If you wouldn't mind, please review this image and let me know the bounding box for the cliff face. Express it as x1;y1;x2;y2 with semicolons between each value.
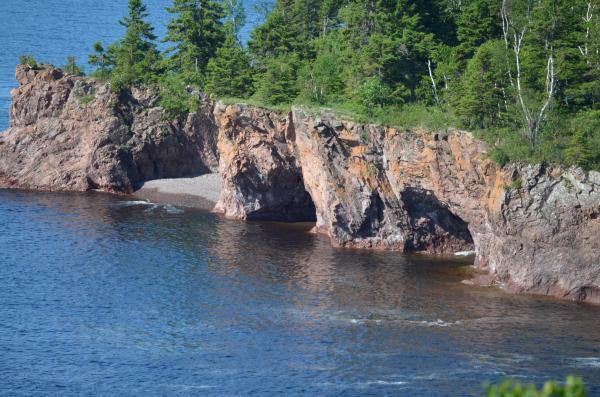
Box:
212;103;315;221
2;66;599;303
214;107;600;303
0;65;218;193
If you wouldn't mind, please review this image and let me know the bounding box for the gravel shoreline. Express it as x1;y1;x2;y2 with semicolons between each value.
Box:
132;174;221;210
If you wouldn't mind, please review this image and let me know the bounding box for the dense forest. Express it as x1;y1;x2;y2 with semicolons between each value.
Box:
22;0;600;169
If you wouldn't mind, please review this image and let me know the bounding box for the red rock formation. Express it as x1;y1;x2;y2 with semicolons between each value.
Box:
1;65;598;303
0;65;218;193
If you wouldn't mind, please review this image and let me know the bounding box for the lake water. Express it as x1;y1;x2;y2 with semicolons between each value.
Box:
0;189;599;396
1;1;600;395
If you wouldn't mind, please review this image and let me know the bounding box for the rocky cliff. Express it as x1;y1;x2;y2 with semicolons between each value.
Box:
2;65;599;304
0;65;218;193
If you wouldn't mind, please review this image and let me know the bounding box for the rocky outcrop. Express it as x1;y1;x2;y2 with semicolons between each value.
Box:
484;166;600;302
213;105;600;303
213;103;315;221
0;65;217;193
1;65;599;304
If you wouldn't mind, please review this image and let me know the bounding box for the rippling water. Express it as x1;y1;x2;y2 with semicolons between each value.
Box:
0;189;599;396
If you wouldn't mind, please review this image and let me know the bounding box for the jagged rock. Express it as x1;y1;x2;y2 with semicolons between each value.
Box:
0;65;218;193
213;103;315;221
1;66;599;304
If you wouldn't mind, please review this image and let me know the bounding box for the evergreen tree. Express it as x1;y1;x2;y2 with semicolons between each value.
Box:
62;56;84;76
223;0;247;44
456;0;501;60
299;35;345;104
164;0;226;85
88;42;113;80
453;40;511;129
110;0;160;90
255;55;301;104
205;27;254;98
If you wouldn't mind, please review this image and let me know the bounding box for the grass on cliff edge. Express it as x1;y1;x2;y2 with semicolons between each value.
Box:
218;96;600;171
218;97;459;131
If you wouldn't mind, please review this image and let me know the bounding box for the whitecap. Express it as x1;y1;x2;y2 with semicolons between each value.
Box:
408;319;461;327
366;380;408;386
117;200;153;206
571;357;600;368
164;204;184;214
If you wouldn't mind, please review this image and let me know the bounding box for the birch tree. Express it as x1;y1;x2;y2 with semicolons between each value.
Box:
502;0;555;145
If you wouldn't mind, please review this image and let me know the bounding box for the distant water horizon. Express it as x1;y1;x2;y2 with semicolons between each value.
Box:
0;0;267;131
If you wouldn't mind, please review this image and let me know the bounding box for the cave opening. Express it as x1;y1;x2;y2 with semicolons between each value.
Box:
244;174;318;223
401;187;474;254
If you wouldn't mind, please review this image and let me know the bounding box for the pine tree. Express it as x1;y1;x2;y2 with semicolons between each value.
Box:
255;55;301;104
453;40;510;129
62;56;84;76
164;0;226;85
88;42;113;80
205;27;254;98
456;0;501;60
110;0;160;90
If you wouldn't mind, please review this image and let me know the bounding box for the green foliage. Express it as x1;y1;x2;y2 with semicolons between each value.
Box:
109;0;161;91
298;37;345;104
158;74;200;118
456;0;501;60
490;148;510;167
79;95;95;106
80;0;600;170
254;55;301;105
453;40;512;130
88;42;112;81
164;0;226;85
485;376;586;397
205;28;254;98
357;77;391;115
62;56;85;76
19;55;38;69
564;110;600;170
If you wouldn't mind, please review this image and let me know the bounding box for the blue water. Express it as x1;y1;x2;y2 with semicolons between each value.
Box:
1;1;600;395
0;189;599;396
0;0;267;131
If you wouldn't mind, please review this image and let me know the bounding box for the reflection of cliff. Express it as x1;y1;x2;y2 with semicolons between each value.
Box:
1;66;599;304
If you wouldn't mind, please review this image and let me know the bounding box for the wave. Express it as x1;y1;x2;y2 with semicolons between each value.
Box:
571;357;600;368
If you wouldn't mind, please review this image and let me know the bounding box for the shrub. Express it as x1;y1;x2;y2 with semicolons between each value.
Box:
490;148;510;167
79;95;95;106
357;76;391;115
62;56;85;76
19;55;38;69
485;376;586;397
158;74;200;119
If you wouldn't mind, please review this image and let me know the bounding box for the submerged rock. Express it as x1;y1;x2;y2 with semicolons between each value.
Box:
1;65;598;304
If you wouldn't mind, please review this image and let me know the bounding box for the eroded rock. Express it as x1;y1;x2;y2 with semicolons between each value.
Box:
1;67;598;304
213;103;315;221
0;65;218;193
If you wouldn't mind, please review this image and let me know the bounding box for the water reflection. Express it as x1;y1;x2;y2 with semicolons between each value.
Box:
0;189;599;396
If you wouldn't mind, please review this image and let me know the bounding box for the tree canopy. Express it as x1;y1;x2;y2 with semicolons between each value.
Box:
86;0;600;170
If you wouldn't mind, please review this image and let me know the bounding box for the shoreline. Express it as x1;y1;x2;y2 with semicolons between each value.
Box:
132;174;221;210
